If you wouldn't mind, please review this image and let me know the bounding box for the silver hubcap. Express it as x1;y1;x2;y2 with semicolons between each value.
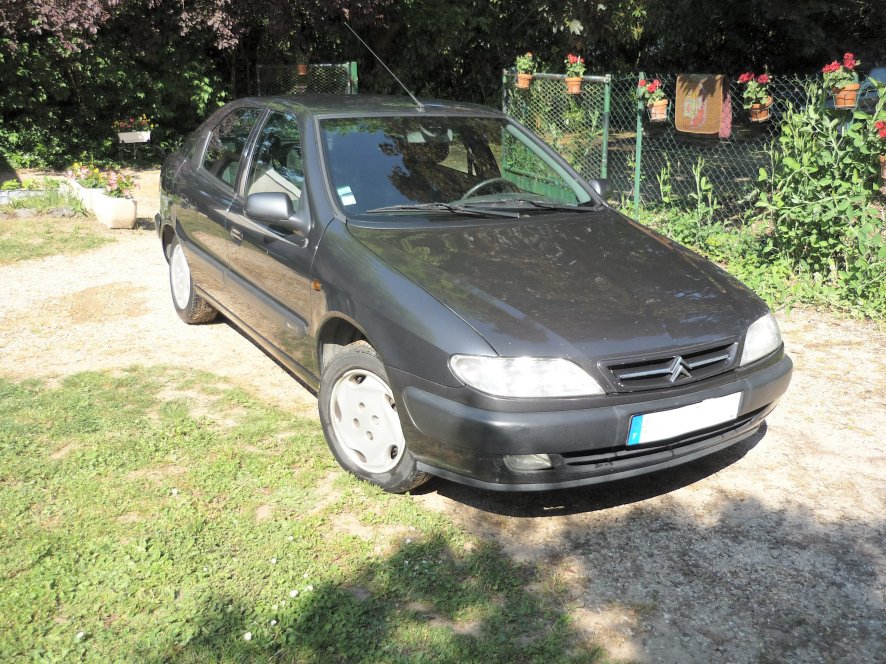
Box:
170;244;191;309
329;369;405;474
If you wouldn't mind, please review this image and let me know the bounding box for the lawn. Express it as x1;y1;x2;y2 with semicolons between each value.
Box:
0;368;605;663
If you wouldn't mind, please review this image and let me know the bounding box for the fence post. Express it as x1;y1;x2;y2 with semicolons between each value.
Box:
634;71;644;219
347;61;359;94
601;74;611;179
502;69;509;113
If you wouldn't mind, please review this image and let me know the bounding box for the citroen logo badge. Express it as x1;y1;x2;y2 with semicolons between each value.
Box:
668;356;692;382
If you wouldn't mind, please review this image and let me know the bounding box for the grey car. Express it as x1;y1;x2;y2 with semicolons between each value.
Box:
157;95;792;492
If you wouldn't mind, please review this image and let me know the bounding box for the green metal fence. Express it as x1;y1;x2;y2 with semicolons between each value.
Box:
257;63;358;96
502;70;611;181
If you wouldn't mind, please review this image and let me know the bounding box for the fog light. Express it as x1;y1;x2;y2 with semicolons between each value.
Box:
504;453;553;471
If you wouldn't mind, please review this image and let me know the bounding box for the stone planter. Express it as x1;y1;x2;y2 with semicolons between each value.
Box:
0;189;44;205
118;131;151;143
66;180;137;229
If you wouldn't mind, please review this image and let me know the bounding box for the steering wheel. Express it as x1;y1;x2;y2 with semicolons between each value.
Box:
462;177;520;199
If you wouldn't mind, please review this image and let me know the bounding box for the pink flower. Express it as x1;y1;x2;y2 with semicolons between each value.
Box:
638;78;647;87
756;73;770;84
822;61;841;74
843;52;856;69
738;72;754;84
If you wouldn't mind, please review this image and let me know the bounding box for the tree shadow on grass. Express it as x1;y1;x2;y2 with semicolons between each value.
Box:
148;534;604;664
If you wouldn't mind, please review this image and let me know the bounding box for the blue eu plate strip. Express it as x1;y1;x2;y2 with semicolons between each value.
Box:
627;415;643;446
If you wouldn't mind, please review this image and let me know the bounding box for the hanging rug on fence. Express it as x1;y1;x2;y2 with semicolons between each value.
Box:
675;74;729;136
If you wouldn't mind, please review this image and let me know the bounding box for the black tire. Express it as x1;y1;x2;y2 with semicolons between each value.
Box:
168;235;218;324
318;341;429;493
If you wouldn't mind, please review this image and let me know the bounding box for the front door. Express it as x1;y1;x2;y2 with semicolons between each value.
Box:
175;106;263;301
225;110;320;377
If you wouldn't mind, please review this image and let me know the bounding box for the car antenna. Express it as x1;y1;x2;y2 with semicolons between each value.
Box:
344;22;425;112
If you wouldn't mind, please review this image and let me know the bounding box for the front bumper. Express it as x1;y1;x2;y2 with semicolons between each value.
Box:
396;353;793;491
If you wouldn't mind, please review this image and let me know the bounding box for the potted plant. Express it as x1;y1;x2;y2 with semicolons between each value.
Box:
113;115;154;143
564;54;585;94
515;52;535;89
637;78;668;122
738;71;773;122
822;53;861;109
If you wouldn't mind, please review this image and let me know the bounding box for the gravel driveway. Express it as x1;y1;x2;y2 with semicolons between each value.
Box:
1;172;883;663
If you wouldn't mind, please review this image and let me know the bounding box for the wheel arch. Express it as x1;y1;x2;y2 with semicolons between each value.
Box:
316;314;369;371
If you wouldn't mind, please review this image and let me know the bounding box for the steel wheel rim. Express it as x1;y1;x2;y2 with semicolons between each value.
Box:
170;243;191;310
329;368;405;474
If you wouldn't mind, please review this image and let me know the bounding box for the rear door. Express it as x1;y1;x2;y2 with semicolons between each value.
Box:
175;105;263;303
225;110;320;377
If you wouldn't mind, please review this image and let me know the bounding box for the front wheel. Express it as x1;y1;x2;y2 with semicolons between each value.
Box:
318;341;429;493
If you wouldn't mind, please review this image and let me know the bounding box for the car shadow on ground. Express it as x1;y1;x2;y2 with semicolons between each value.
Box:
418;426;767;517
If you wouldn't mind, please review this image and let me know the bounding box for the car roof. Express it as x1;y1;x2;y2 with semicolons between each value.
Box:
235;94;502;118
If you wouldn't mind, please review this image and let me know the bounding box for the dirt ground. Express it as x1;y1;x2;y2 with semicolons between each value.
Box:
1;171;883;663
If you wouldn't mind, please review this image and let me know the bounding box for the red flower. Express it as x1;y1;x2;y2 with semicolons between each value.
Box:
756;73;770;84
843;52;856;69
822;61;840;74
567;53;578;64
638;78;647;87
879;128;886;139
647;79;660;93
738;72;754;84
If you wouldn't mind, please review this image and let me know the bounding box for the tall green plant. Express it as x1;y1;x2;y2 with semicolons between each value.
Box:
756;84;886;313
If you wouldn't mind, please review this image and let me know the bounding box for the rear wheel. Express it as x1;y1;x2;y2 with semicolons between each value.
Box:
319;341;429;493
168;236;218;324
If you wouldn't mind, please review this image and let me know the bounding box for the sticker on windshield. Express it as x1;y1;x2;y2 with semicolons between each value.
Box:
337;185;357;206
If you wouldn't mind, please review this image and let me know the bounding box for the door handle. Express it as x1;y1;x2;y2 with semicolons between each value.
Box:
230;227;243;244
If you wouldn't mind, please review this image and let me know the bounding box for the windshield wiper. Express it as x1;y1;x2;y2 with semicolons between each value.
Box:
467;198;602;213
362;202;520;218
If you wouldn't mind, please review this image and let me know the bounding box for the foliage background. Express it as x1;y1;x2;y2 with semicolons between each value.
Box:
1;0;885;167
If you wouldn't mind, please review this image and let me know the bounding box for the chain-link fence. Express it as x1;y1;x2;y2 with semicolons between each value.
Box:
607;74;821;212
257;63;358;96
502;71;611;181
503;71;838;214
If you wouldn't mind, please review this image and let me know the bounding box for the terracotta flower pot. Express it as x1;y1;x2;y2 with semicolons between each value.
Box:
565;77;583;95
748;96;773;123
297;63;309;76
832;83;860;109
516;73;532;89
647;98;669;122
879;155;886;183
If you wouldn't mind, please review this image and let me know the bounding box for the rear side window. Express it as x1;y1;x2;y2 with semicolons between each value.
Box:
202;107;263;188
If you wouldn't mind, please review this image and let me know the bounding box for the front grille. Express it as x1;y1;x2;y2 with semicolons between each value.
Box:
601;340;738;393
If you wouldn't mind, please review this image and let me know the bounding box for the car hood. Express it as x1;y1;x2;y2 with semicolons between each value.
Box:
347;209;766;361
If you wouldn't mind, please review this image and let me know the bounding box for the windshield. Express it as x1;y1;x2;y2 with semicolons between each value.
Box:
319;115;593;216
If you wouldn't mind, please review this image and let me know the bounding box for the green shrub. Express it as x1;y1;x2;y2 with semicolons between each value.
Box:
755;83;886;316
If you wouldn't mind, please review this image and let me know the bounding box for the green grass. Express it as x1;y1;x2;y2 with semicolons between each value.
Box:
0;368;609;663
0;188;114;265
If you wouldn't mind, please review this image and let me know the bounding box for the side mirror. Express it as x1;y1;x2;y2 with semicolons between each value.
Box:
245;192;311;236
588;178;611;200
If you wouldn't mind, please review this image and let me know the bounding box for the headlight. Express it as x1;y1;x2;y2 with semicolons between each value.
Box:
740;313;782;366
449;355;605;398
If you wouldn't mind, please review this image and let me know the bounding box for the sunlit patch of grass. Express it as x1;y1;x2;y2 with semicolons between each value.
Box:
0;368;610;663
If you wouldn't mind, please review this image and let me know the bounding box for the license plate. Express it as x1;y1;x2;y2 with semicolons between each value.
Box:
627;392;742;446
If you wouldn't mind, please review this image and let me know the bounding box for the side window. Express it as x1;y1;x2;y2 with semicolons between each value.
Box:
245;111;304;207
202;107;262;188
